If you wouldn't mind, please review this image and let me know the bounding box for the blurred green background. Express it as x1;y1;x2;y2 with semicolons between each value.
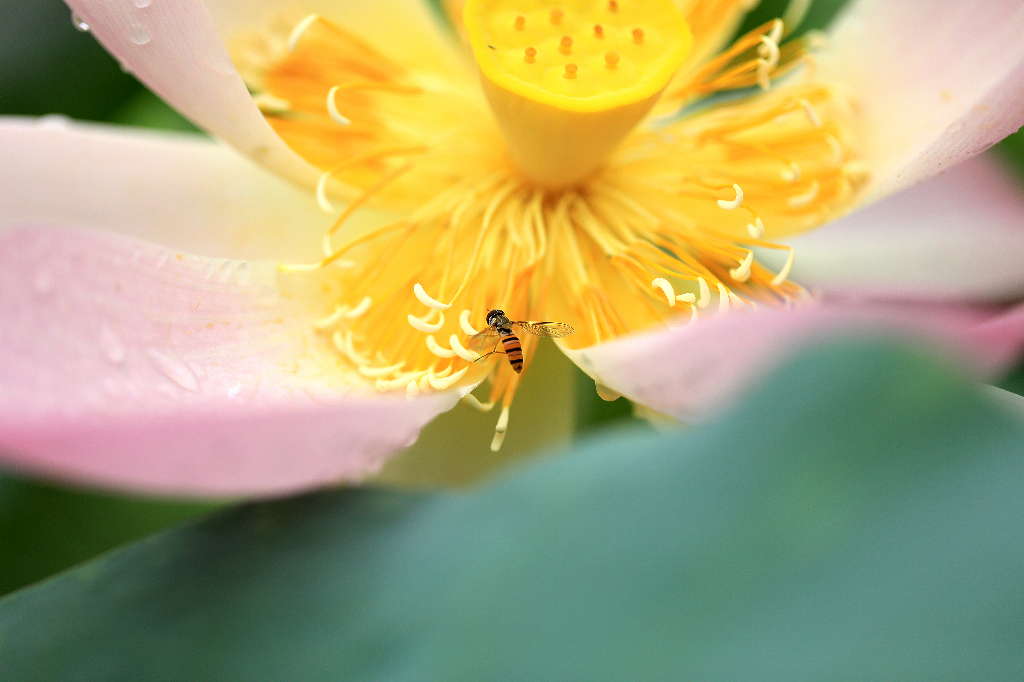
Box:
0;0;1022;602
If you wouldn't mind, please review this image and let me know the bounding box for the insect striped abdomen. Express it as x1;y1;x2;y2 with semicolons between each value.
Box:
501;333;524;373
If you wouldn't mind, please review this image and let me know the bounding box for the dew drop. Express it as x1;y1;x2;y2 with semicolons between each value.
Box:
133;0;152;7
32;269;53;296
128;23;151;45
71;12;90;32
99;324;126;365
147;349;200;392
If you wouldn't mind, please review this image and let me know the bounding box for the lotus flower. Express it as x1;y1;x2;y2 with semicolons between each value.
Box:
1;0;1023;496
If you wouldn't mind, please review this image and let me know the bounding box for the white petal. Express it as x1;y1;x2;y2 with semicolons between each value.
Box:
0;226;463;497
0;118;330;262
64;0;317;183
828;0;1024;198
562;302;1024;422
784;155;1024;301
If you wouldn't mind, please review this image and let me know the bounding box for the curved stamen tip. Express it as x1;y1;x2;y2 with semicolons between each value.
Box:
449;334;480;362
459;309;481;336
463;393;496;412
651;277;676;307
490;405;511;452
408;311;445;333
343;296;373;319
426;335;456;359
716;183;744;210
287;14;320;53
429;366;469;390
747;217;766;239
729;252;754;282
326;86;353;126
413;282;451;310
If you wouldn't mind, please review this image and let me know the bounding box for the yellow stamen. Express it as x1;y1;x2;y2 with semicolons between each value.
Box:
238;5;863;450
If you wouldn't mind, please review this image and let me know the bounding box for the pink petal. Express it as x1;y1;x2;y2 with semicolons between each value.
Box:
563;301;1024;421
0;118;328;262
0;226;461;497
785;155;1024;301
829;0;1024;197
64;0;316;184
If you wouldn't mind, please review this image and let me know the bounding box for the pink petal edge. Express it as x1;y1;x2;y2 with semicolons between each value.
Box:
829;0;1024;198
0;118;328;262
63;0;316;185
785;155;1024;301
0;226;462;497
563;300;1024;422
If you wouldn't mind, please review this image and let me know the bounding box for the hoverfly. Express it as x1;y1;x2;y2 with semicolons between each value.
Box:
469;309;574;374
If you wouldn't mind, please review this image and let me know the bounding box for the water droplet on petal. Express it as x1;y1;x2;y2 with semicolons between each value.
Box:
128;23;151;45
147;349;200;392
99;324;126;365
71;12;90;32
133;0;152;8
32;269;53;296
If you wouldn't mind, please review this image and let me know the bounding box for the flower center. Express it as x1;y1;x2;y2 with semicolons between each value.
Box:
236;5;866;451
463;0;692;187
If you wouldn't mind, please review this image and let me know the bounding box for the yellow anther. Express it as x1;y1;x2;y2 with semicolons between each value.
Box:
463;0;692;186
514;15;525;30
463;393;496;412
788;180;820;207
781;161;801;183
325;86;352;126
729;252;754;282
449;334;480;362
747;217;765;239
407;311;445;333
608;1;619;13
490;405;511;452
651;277;676;306
426;335;456;359
429;367;470;391
799;98;822;128
314;306;346;330
716;282;732;313
341;296;371;319
459;309;480;336
772;248;796;286
413;282;451;310
676;292;697;305
358;361;406;378
697;277;711;308
287;14;319;53
716;184;744;210
405;380;420;399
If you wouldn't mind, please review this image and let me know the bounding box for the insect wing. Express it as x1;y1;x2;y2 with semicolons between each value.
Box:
468;327;501;351
514;321;575;338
